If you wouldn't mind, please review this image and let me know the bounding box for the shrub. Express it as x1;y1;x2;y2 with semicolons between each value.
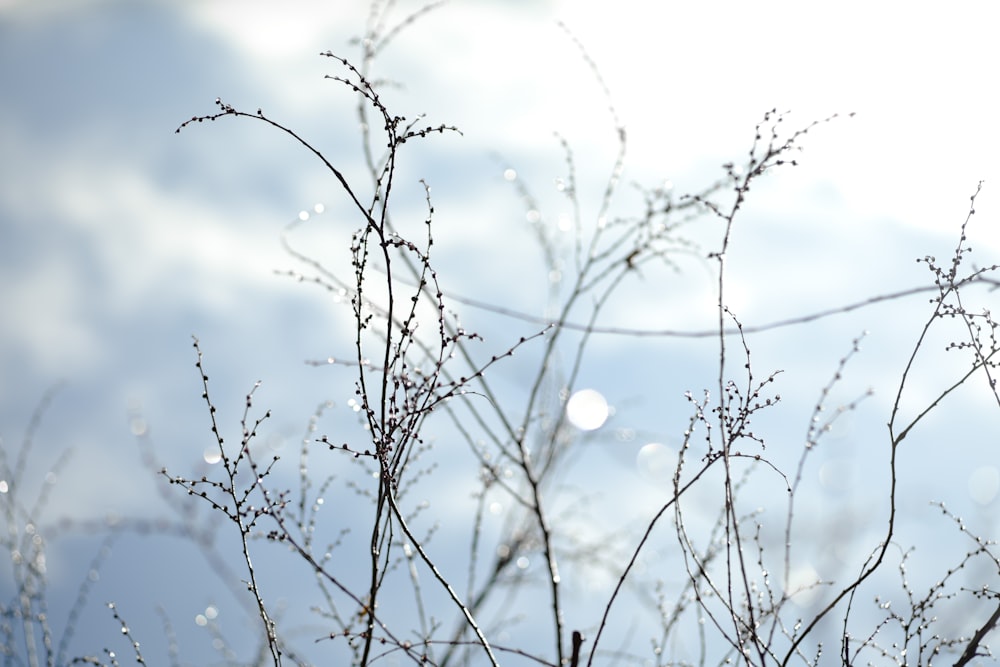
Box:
4;3;999;666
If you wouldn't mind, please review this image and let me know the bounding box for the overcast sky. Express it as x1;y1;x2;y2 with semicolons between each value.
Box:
2;1;999;664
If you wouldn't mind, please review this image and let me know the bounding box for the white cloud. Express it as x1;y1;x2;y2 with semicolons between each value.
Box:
2;3;999;662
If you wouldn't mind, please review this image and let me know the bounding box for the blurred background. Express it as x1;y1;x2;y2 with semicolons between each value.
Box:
2;1;999;664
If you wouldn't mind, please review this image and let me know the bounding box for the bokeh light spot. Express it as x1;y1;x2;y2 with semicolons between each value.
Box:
129;417;147;436
787;565;821;607
636;443;676;483
969;465;999;505
566;389;608;431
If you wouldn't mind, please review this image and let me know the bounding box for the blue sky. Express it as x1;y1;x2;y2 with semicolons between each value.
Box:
2;1;1000;664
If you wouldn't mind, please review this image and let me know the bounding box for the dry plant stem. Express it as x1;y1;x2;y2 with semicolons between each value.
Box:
459;28;630;662
179;54;481;664
345;25;498;663
351;20;669;663
166;13;998;662
285;190;538;661
891;185;988;445
697;110;859;665
355;1;450;174
673;452;765;661
711;128;771;667
782;334;870;642
263;513;435;664
361;482;387;665
383;482;500;666
171;340;430;662
2;384;68;667
375;638;557;667
506;98;629;667
434;283;964;339
586;454;717;666
504;296;576;664
106;602;147;665
190;337;282;667
353;129;397;667
781;184;989;665
569;630;584;667
178;103;373;229
954;601;1000;667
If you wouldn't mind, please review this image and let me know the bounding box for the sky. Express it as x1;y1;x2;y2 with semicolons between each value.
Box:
2;1;1000;665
